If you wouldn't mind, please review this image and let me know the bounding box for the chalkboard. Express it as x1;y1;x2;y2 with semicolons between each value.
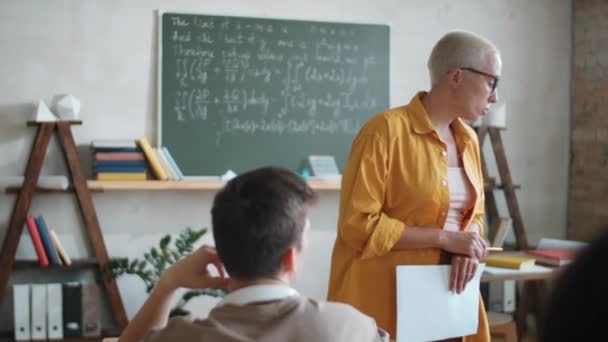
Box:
158;12;389;176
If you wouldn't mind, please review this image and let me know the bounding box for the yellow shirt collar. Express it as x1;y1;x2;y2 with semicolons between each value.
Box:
407;91;472;146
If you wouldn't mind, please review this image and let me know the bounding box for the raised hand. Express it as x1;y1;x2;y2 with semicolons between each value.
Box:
160;245;229;290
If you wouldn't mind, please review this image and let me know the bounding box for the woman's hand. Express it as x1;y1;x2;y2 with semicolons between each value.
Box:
450;255;479;294
440;230;487;260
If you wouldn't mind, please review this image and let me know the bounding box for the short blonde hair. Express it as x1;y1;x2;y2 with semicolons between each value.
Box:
428;30;500;85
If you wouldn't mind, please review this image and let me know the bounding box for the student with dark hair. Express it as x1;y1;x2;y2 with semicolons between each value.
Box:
119;166;390;342
540;227;608;342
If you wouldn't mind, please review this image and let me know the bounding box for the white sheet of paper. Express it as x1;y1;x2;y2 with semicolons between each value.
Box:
396;263;485;342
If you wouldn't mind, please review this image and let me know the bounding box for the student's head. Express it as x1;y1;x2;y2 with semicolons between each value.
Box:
211;166;317;282
540;227;608;341
427;30;502;121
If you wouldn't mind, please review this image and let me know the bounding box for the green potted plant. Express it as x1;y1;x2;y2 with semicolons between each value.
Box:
107;227;227;316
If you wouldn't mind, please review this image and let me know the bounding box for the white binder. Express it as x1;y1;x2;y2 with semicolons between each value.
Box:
488;280;516;313
47;283;63;339
31;284;47;340
13;284;31;341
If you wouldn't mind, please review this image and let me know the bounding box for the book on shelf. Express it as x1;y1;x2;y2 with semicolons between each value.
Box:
91;139;149;181
525;249;575;266
482;254;536;270
96;172;147;181
94;151;144;160
155;148;177;180
34;215;61;266
25;216;49;267
136;137;168;181
525;237;587;266
94;162;147;173
161;147;185;180
49;228;72;266
94;159;146;168
91;139;137;149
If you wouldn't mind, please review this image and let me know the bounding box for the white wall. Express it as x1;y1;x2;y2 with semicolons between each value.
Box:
0;0;571;326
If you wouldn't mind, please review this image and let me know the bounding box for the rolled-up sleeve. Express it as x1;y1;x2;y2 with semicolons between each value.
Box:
471;191;486;238
469;132;486;238
338;131;404;260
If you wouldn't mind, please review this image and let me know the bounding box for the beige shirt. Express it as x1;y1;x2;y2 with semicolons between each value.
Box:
144;285;390;342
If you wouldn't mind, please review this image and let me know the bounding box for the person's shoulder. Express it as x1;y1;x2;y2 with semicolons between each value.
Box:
358;104;411;136
301;297;376;322
299;298;390;341
143;316;207;342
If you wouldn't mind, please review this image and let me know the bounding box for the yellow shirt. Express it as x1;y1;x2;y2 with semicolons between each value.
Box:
327;92;489;341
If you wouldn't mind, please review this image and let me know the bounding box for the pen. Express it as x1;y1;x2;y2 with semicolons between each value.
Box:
487;247;503;252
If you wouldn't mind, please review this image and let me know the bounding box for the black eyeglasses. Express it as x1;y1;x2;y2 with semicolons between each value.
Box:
461;67;499;93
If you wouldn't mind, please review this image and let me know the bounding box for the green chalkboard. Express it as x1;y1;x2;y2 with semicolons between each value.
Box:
158;12;389;176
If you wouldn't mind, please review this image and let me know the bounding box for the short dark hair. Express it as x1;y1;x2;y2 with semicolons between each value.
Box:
540;227;608;341
211;166;317;280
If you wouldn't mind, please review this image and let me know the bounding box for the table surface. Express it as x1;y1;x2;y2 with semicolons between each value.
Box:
481;252;563;282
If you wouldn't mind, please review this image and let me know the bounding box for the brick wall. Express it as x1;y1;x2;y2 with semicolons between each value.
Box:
570;0;608;241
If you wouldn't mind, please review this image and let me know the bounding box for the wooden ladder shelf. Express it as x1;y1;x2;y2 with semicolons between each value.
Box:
476;126;529;250
0;121;128;333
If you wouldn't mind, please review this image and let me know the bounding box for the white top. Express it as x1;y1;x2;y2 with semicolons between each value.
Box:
443;167;475;232
217;284;299;306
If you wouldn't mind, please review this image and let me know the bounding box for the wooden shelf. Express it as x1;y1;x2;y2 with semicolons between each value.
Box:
6;180;518;193
5;180;341;193
5;186;82;194
12;259;101;270
0;122;128;331
87;179;341;191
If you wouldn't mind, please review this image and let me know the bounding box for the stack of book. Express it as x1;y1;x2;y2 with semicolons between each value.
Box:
526;249;575;266
524;237;586;266
91;140;147;181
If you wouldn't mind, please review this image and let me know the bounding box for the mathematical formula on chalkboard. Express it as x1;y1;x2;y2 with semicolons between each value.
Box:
159;12;389;175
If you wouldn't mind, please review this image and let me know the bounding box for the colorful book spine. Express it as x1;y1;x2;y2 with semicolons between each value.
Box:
25;217;49;267
48;229;72;266
95;152;144;161
94;160;146;167
34;216;61;266
161;147;184;180
92;147;140;153
136;137;168;181
97;172;147;181
94;164;147;173
91;140;137;148
155;148;176;180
